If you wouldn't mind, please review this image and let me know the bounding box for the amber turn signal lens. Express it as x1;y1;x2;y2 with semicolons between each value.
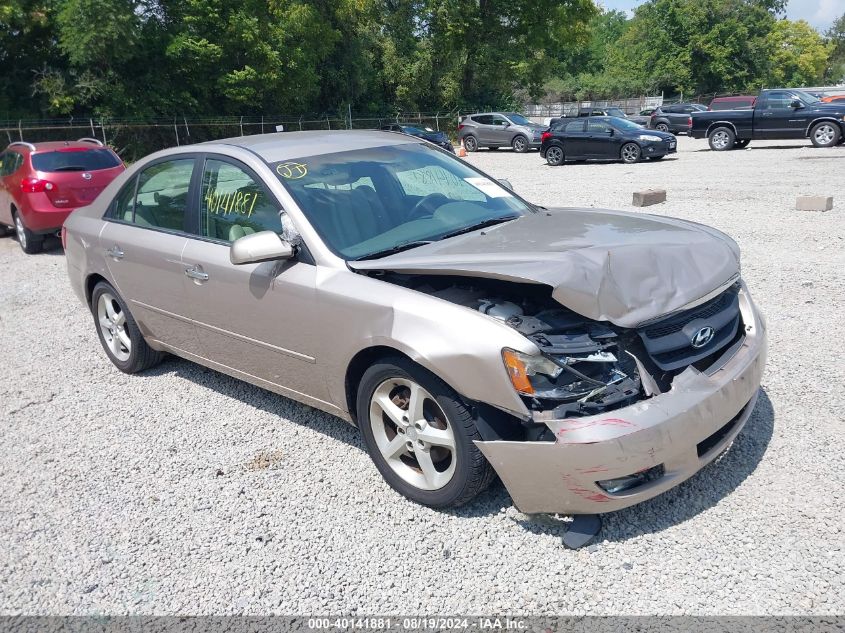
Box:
502;349;535;395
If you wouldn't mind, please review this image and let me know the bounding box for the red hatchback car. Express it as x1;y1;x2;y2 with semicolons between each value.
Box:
0;138;125;253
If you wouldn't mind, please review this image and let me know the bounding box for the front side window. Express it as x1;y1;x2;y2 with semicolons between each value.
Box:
763;92;794;110
587;120;612;133
199;159;281;242
271;143;532;260
31;148;121;173
133;159;194;231
491;115;509;126
111;177;138;221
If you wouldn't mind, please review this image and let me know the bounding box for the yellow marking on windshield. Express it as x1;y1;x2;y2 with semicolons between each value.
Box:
276;162;308;179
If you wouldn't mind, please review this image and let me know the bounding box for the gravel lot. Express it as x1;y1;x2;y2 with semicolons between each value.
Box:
1;136;843;615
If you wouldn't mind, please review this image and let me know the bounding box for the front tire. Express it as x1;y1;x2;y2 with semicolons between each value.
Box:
512;134;529;153
810;122;840;148
356;357;495;508
545;145;564;166
620;142;642;164
709;126;735;151
91;281;164;373
13;211;42;254
463;135;478;153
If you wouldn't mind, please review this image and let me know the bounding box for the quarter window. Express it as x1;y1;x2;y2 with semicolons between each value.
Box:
199;159;281;242
133;159;194;231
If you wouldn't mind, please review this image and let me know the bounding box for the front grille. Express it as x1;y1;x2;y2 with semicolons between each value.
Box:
638;286;742;372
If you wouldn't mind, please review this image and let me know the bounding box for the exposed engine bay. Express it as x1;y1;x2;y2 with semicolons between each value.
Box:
378;274;649;419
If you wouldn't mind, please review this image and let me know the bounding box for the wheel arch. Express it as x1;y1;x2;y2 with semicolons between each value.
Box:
85;272;110;308
345;345;438;426
706;121;738;138
805;117;845;137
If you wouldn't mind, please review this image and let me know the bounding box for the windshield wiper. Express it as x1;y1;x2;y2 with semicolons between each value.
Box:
437;215;519;241
355;240;433;261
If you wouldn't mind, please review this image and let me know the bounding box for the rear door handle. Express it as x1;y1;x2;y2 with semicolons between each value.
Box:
185;265;209;282
105;246;124;260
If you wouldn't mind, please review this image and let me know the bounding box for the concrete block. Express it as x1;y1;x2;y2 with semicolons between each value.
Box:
796;196;833;212
633;189;667;207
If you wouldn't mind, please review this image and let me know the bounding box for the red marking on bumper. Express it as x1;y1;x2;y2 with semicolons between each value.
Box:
556;417;637;439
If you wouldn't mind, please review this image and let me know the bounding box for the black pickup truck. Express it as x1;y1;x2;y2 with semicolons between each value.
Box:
691;89;845;150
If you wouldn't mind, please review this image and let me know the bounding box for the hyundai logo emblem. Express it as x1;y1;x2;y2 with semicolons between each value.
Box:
691;326;715;349
82;172;93;180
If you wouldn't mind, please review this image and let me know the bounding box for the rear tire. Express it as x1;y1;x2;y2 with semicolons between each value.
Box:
463;135;478;152
91;281;164;374
356;357;495;509
708;126;735;151
545;145;564;166
810;122;840;148
13;211;42;254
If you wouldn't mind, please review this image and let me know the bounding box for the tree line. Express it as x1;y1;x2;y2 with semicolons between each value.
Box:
1;0;844;121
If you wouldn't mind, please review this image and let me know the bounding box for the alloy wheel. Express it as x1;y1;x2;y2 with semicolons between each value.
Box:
369;377;457;491
546;146;564;165
712;131;731;150
621;143;641;163
14;215;26;249
657;124;669;133
513;137;527;152
97;292;131;362
814;124;836;146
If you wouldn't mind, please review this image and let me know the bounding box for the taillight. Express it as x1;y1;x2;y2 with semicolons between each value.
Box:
61;226;68;250
541;131;552;143
21;178;55;193
688;117;693;127
457;124;465;131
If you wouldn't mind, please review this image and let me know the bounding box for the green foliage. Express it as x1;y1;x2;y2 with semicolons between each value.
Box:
0;0;838;120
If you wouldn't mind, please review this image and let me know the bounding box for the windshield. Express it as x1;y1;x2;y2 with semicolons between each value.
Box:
32;148;121;172
504;113;533;126
609;117;644;131
794;90;820;105
606;108;626;118
272;143;532;260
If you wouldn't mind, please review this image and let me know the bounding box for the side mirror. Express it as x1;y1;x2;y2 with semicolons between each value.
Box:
230;230;294;265
791;100;804;109
497;178;514;191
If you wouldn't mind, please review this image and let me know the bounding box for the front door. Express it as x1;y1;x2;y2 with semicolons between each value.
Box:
755;91;807;139
99;156;201;353
585;119;619;158
180;155;330;403
489;114;512;145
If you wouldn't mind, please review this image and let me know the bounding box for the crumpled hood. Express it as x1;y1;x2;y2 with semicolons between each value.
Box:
350;208;741;328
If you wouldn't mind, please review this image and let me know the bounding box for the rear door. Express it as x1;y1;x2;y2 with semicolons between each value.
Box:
30;147;125;210
561;119;589;157
0;152;15;226
180;155;330;402
99;156;202;353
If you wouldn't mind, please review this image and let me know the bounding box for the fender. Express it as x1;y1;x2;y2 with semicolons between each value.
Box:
706;121;739;138
804;117;845;137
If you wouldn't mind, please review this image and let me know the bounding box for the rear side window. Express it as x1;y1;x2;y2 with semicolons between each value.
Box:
565;120;585;132
473;115;493;125
32;148;121;173
0;151;23;176
133;159;194;231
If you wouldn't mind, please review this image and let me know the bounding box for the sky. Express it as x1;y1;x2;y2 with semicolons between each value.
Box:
597;0;845;30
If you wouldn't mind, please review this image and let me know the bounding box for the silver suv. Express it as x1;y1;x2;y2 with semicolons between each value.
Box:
458;112;546;153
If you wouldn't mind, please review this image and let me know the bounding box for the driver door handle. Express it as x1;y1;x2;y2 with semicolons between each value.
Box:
185;265;209;282
105;246;124;260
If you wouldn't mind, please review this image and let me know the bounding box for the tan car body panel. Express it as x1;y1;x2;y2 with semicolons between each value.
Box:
64;132;767;514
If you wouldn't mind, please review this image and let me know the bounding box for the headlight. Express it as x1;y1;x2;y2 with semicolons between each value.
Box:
502;349;562;395
638;134;663;142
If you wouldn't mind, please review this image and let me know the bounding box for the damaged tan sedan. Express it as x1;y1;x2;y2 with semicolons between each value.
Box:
64;131;767;514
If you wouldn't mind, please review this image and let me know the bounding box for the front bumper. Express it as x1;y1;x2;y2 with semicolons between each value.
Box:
476;285;767;515
643;140;677;158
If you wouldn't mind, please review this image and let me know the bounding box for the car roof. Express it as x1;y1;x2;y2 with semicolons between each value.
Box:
712;96;755;101
4;140;107;153
205;130;419;163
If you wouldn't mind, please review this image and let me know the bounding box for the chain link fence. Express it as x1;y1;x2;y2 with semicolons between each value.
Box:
0;112;464;162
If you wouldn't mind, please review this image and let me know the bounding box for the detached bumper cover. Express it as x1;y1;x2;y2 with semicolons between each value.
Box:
476;286;767;515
